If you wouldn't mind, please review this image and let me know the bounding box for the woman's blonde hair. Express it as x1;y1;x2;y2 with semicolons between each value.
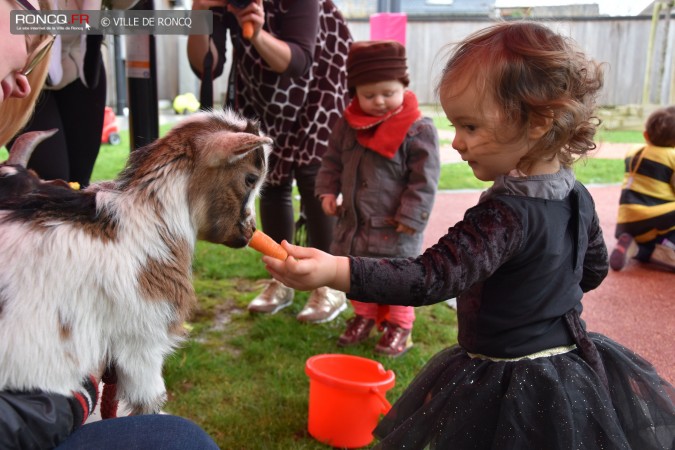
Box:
437;21;604;170
0;56;50;147
0;0;53;148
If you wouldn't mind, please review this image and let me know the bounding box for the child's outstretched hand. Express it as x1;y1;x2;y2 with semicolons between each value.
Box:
262;241;351;293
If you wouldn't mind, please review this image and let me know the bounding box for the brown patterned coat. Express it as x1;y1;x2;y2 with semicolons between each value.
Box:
206;0;353;185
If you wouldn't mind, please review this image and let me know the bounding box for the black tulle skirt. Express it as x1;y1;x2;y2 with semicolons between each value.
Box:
373;333;675;449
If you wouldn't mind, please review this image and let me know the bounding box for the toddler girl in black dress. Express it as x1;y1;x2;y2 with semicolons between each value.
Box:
264;21;675;449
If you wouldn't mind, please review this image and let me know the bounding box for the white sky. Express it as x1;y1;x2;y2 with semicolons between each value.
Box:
494;0;655;16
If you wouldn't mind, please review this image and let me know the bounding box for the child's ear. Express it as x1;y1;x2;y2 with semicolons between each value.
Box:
528;113;553;140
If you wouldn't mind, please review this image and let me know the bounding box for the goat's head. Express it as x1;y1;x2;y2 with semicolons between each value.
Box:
118;109;272;248
0;129;63;200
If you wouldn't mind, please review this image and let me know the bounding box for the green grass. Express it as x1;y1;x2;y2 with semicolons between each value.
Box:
574;158;624;185
595;128;644;144
163;286;456;448
1;119;628;449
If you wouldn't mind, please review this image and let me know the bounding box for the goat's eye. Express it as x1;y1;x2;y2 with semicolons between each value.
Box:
245;173;258;187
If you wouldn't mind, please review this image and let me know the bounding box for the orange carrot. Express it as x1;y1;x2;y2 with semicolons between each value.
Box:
242;21;254;39
248;229;288;260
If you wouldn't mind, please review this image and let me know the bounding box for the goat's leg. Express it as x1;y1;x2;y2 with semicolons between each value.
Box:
112;345;168;415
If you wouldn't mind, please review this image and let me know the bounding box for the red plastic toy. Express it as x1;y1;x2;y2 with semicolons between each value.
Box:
101;107;121;146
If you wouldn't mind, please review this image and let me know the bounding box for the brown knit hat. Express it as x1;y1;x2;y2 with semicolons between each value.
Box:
347;40;409;90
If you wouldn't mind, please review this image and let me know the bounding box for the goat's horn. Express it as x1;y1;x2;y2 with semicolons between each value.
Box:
7;128;59;167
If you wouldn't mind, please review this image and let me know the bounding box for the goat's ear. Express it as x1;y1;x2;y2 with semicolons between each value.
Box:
203;131;272;167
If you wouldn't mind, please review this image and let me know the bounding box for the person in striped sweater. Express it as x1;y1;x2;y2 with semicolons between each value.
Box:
610;105;675;271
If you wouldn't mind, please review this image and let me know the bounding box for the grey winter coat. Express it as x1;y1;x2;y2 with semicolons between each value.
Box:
316;116;440;257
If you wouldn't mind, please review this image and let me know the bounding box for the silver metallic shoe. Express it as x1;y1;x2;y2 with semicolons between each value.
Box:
247;279;294;314
296;287;347;324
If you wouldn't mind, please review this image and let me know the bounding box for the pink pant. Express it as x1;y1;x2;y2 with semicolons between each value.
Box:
351;300;415;330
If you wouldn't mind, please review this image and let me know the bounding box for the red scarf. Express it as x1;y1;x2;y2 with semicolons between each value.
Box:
343;90;422;159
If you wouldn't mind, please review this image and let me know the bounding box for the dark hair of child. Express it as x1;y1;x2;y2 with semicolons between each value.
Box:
645;105;675;147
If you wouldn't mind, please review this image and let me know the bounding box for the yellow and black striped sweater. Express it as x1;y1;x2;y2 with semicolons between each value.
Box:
615;144;675;243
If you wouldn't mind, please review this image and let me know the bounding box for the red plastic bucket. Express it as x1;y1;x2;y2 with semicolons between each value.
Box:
305;354;396;448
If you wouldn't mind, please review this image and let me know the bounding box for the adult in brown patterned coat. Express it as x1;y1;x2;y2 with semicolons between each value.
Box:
188;0;353;322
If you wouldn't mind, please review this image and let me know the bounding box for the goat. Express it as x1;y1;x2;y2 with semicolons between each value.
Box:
0;109;271;415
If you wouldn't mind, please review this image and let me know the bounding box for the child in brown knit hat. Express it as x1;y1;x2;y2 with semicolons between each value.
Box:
345;40;410;95
314;40;441;357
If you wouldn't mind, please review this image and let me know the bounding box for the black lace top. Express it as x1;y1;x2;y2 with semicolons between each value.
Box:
347;169;609;358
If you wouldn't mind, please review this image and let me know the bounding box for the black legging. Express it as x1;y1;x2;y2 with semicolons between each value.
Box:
11;57;106;187
259;162;335;252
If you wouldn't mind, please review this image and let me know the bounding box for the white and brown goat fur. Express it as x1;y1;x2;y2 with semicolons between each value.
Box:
0;110;271;414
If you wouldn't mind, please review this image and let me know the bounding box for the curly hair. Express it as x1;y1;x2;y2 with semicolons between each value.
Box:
437;21;604;170
645;106;675;147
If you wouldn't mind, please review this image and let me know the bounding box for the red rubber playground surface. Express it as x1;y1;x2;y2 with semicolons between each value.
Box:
423;184;674;384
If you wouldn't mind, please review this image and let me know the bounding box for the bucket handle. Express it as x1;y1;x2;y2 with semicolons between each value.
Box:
370;387;392;414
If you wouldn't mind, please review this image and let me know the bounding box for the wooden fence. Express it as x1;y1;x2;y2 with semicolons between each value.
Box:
103;15;675;109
